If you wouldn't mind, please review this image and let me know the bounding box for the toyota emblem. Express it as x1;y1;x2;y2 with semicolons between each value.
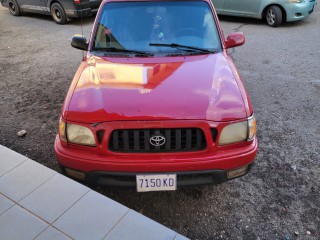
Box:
150;135;166;147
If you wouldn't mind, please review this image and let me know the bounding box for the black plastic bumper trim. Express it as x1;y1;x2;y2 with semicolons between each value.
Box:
60;163;254;187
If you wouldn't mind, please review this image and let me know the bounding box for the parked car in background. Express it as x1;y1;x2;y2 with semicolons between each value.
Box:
211;0;317;27
0;0;102;24
54;0;258;192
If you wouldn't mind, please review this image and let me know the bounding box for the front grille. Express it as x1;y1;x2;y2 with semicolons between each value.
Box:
109;128;207;153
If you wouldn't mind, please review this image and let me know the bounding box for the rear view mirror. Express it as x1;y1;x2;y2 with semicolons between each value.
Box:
71;34;88;51
225;32;245;49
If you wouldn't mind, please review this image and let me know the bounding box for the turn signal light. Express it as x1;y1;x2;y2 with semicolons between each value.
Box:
65;168;86;180
227;165;248;179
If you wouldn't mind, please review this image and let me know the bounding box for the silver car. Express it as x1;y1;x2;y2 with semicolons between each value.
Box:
211;0;317;27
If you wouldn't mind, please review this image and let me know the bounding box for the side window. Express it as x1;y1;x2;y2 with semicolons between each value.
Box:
94;10;126;49
94;12;108;48
203;11;218;48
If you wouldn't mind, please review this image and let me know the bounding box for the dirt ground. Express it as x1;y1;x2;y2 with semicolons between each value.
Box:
0;5;319;240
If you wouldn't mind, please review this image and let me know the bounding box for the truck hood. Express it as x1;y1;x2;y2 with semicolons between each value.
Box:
65;53;248;123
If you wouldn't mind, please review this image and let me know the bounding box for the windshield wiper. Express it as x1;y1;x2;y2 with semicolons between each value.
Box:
94;47;153;56
149;43;214;53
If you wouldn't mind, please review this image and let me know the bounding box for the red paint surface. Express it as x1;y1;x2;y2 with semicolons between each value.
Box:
65;54;249;123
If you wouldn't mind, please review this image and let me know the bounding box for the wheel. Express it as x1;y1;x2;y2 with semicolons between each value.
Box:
8;0;21;16
175;28;198;37
265;6;282;27
51;3;67;24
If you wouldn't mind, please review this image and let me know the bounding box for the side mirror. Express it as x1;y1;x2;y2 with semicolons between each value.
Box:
225;32;245;49
71;34;88;51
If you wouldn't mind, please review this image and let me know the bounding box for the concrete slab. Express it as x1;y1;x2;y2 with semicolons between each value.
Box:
0;194;14;215
104;210;177;240
35;227;72;240
0;205;48;240
0;160;56;201
20;174;90;223
0;145;189;240
53;190;129;240
0;145;28;176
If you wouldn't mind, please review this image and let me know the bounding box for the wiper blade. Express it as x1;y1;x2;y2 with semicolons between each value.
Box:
149;43;214;53
94;47;153;56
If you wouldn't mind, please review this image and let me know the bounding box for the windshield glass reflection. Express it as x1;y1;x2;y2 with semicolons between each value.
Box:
93;1;221;54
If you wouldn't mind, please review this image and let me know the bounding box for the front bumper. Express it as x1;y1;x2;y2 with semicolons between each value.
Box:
61;164;254;187
55;133;258;186
284;0;317;22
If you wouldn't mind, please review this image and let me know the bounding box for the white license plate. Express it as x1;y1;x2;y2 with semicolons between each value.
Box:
136;174;177;192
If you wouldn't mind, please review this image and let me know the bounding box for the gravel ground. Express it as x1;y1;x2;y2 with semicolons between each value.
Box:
0;5;319;240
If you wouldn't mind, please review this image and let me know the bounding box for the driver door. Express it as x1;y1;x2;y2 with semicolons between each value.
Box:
223;0;262;17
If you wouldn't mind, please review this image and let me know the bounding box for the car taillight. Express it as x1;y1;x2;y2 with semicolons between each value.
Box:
74;0;81;4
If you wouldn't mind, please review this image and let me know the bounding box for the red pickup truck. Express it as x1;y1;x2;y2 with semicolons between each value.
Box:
54;0;258;192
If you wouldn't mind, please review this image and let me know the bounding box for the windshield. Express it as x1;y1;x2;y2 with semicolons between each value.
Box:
93;1;221;55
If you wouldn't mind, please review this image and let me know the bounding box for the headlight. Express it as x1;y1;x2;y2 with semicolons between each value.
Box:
66;124;96;146
287;0;302;3
219;115;256;145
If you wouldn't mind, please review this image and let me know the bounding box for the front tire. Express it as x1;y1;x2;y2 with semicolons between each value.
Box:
265;6;282;27
51;3;67;24
8;0;21;16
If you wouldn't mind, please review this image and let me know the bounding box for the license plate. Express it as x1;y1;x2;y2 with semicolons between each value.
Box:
136;174;177;192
